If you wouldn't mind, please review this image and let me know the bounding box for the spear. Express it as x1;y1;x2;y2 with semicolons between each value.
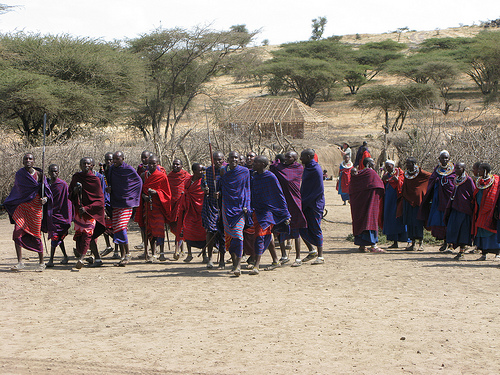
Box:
41;113;47;254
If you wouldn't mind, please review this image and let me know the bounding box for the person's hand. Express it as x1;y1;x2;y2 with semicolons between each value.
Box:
105;186;111;193
40;197;48;205
79;206;86;215
148;188;157;195
202;186;209;195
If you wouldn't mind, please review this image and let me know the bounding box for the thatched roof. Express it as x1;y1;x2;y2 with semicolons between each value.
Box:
226;97;330;125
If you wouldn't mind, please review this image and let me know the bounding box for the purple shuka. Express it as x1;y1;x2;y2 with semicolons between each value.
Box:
109;163;142;208
251;170;290;230
48;178;72;236
220;165;251;228
449;176;475;216
300;160;325;212
270;162;306;229
4;167;53;231
3;167;54;251
201;165;222;232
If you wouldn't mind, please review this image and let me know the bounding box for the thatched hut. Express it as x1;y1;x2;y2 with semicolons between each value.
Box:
224;98;330;139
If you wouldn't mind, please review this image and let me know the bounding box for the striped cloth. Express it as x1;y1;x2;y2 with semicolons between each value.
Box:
113;207;133;233
222;202;245;256
13;195;43;239
73;212;96;256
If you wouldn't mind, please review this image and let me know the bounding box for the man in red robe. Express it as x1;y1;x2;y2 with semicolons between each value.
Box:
69;157;106;270
167;158;191;259
135;155;171;262
179;163;207;264
349;158;385;252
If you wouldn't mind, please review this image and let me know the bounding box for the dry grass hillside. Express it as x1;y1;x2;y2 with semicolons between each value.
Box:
186;26;499;176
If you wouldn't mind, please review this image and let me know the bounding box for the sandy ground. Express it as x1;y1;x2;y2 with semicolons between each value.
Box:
1;180;500;374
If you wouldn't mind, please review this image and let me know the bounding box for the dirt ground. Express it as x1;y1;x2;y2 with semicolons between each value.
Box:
1;180;500;374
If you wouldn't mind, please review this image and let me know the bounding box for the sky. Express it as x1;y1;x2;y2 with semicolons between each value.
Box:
1;0;500;45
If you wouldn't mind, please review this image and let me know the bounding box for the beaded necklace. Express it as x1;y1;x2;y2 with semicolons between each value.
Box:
454;172;468;187
436;162;454;176
404;165;419;180
476;174;494;190
341;161;353;169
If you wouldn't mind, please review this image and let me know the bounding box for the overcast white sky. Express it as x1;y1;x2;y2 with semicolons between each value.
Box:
1;0;499;45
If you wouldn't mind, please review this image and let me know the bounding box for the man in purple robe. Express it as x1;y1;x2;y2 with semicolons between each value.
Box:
349;158;385;252
201;151;225;269
3;153;53;271
46;164;72;267
108;151;143;266
420;150;455;251
445;162;475;260
270;150;307;266
248;156;290;274
219;151;251;277
299;148;325;265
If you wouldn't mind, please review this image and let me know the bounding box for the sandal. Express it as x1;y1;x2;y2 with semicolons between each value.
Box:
302;252;318;262
183;255;193;263
369;247;385;253
249;268;260;275
264;262;280;271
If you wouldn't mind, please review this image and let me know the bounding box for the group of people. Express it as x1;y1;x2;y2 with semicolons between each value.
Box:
339;145;500;260
3;148;326;276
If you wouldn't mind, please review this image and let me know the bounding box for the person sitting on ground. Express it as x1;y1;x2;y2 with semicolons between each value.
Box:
349;157;385;253
381;160;407;249
46;164;72;267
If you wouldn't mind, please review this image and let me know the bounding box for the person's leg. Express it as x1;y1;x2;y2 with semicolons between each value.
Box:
47;245;56;267
14;242;23;263
184;243;193;262
59;241;69;261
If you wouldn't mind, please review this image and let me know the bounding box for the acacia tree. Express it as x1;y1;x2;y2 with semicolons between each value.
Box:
127;26;255;163
0;32;144;145
355;84;437;159
259;39;349;105
344;40;405;94
310;16;327;41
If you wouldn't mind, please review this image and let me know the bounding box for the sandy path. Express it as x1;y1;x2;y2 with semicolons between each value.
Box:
1;180;500;374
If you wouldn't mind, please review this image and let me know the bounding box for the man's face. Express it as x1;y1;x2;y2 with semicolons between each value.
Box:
141;152;150;165
113;153;124;167
246;152;256;167
344;154;350;164
80;158;92;173
48;165;59;179
23;154;34;169
284;152;296;166
239;155;246;166
172;160;182;173
479;167;486;178
228;152;239;168
253;159;265;173
148;157;158;174
193;164;205;179
104;154;113;167
213;154;224;169
300;152;310;165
